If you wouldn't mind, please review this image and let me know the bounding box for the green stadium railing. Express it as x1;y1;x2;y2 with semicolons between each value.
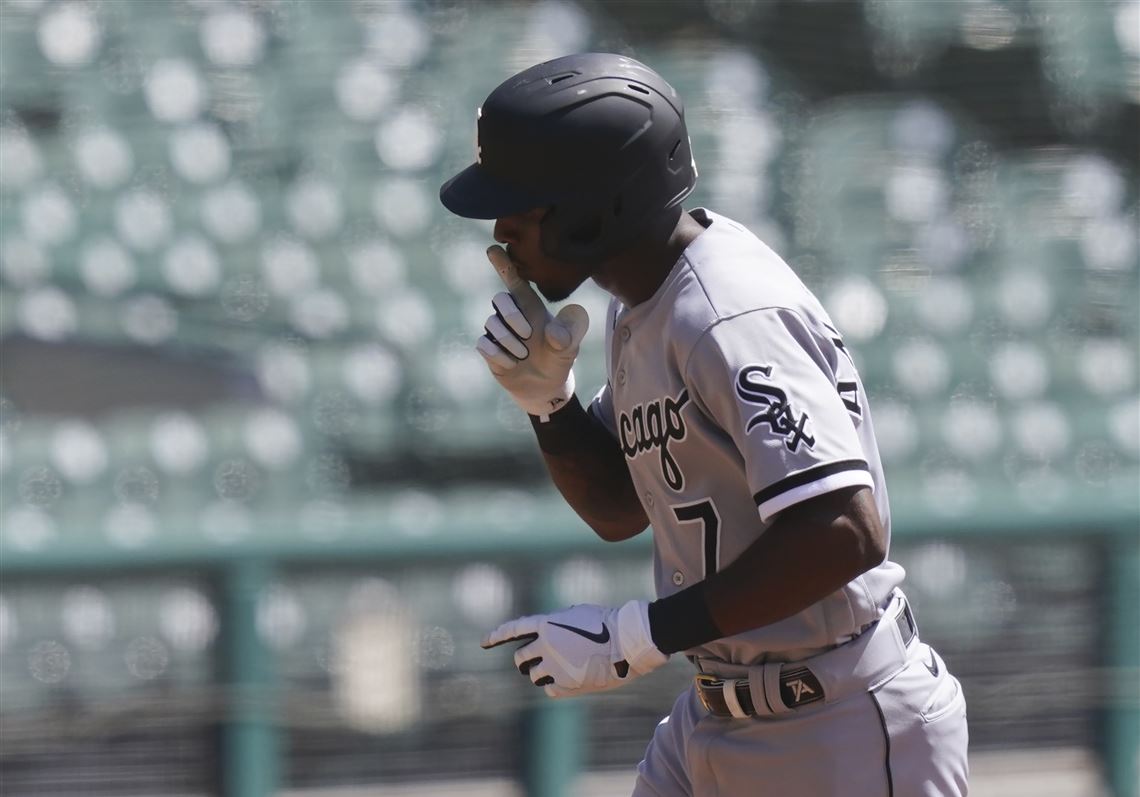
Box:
1;496;1136;797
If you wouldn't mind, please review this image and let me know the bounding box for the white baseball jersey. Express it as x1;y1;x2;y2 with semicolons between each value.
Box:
590;208;906;665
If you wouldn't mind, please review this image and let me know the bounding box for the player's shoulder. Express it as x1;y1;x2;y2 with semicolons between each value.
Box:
673;208;822;330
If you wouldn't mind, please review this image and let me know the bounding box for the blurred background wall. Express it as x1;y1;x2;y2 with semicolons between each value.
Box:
0;0;1136;795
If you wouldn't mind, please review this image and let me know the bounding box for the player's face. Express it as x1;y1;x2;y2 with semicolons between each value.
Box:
493;208;591;302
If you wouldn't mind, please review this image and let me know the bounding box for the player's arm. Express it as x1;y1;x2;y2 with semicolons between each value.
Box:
475;245;648;542
649;484;884;653
479;476;884;698
528;398;648;542
648;307;887;654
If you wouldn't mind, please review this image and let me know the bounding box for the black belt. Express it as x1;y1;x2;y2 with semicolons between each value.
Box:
696;601;918;718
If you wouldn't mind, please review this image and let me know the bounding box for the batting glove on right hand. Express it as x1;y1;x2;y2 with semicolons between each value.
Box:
481;600;669;699
476;245;589;420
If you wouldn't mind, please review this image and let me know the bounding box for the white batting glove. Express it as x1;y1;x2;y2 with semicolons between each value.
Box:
476;245;589;420
481;600;669;698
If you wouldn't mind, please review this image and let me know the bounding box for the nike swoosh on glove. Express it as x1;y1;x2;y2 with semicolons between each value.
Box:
481;601;669;698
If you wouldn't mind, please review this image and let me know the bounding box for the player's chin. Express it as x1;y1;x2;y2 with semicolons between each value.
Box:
535;281;575;303
535;270;590;303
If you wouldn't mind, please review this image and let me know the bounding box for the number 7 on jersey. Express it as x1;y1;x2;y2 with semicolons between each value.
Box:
672;499;721;580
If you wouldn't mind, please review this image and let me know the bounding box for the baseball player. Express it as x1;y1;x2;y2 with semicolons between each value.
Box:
439;53;969;796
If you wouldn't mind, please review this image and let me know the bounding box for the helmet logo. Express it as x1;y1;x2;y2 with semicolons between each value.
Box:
475;106;483;164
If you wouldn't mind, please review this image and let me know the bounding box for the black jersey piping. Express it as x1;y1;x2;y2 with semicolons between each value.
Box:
870;690;894;797
752;459;869;508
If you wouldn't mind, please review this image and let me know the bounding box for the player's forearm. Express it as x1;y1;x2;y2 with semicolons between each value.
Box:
541;448;648;541
703;486;886;636
529;397;649;542
649;486;885;653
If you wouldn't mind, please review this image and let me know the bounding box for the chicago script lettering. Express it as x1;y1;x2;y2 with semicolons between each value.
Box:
618;389;690;491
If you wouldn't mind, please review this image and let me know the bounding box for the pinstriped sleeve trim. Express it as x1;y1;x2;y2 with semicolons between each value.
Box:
753;459;873;522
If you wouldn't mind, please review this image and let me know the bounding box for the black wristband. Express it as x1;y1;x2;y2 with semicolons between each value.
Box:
647;581;723;655
528;395;591;455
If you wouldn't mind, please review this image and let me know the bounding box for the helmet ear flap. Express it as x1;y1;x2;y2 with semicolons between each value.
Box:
566;213;603;247
541;192;684;263
540;202;604;261
540;195;626;262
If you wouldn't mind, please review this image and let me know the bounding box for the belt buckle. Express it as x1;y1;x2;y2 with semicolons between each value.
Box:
695;674;721;713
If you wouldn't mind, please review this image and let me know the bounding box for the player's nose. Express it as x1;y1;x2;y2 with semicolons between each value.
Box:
493;216;521;246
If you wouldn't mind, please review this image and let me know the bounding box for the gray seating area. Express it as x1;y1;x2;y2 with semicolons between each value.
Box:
2;1;1134;533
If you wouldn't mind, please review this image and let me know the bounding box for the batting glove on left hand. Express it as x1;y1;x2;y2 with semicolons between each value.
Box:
476;245;589;420
481;600;669;698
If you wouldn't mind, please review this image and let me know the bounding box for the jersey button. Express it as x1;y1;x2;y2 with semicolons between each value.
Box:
643;491;654;507
616;369;627;386
672;571;685;586
620;326;631;342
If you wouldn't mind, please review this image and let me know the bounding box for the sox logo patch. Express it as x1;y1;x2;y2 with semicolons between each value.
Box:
736;365;815;452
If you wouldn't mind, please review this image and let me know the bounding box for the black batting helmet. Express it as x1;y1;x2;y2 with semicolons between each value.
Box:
439;52;698;262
